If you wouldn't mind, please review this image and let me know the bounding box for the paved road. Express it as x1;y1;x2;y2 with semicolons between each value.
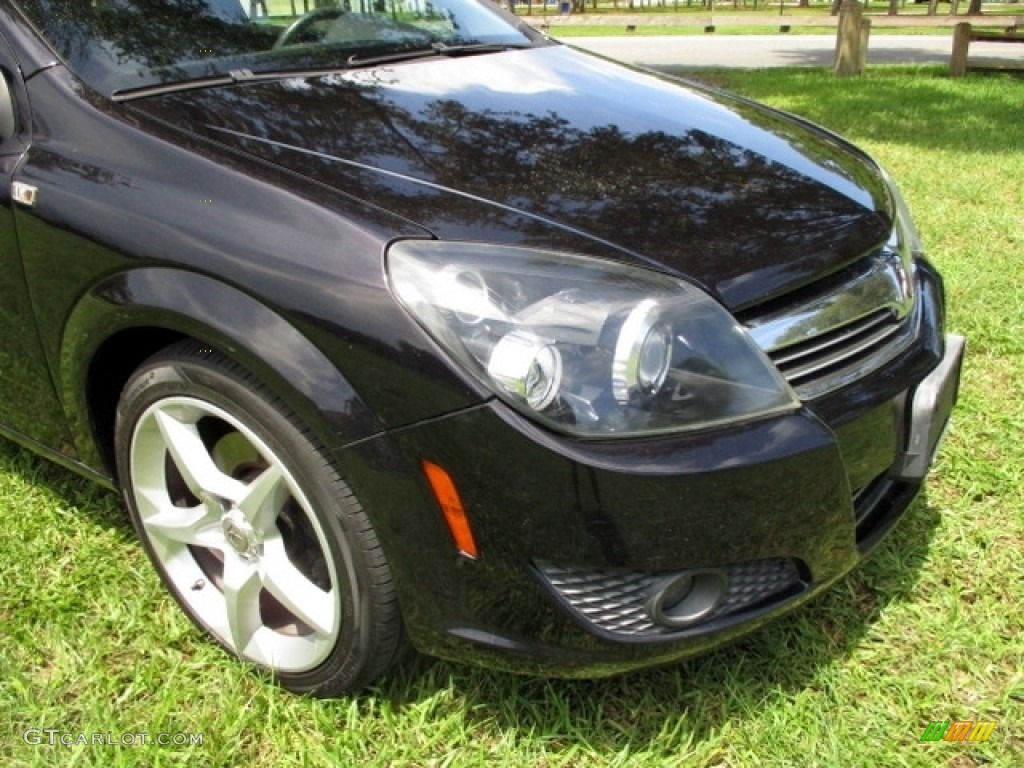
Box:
568;34;1021;69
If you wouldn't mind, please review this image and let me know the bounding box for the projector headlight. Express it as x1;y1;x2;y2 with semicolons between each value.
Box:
388;241;798;438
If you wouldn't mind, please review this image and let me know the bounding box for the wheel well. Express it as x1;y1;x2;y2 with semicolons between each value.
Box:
87;327;186;478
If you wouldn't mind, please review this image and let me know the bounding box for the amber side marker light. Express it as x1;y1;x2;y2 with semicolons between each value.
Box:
421;460;479;559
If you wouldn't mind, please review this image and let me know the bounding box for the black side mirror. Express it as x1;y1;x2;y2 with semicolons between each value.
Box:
0;71;16;140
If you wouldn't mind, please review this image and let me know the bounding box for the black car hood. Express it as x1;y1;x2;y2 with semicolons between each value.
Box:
131;45;892;309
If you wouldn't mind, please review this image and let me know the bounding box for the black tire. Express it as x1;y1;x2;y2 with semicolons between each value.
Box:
114;340;405;696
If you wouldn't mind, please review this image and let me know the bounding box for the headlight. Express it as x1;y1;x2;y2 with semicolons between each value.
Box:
388;241;799;438
880;166;923;257
879;167;920;307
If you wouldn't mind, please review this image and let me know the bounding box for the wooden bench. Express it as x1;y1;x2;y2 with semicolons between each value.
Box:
522;13;1024;36
950;22;1024;76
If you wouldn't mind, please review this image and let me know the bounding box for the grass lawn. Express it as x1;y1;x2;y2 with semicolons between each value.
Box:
1;66;1022;767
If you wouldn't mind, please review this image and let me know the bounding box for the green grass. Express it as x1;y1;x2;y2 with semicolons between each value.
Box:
2;66;1022;766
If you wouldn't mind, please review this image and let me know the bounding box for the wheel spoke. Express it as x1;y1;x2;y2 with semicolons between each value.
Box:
153;409;244;502
143;501;223;549
222;554;265;658
236;464;286;532
260;535;336;637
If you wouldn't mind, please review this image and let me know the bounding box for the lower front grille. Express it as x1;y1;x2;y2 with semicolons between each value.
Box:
536;558;803;638
854;475;919;553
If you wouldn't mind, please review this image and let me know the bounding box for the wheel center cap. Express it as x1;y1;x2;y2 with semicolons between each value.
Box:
221;511;260;559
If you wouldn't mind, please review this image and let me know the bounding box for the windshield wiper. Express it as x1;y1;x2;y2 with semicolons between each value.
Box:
111;42;532;101
113;68;296;102
112;66;356;102
346;41;529;68
433;42;528;56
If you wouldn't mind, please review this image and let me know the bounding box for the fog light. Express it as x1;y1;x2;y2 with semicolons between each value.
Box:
487;330;562;410
645;570;726;628
612;300;673;403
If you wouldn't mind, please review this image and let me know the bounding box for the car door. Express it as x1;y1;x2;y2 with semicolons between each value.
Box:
0;32;69;452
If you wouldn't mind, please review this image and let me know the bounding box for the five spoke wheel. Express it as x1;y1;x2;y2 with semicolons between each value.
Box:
131;396;339;672
115;343;404;695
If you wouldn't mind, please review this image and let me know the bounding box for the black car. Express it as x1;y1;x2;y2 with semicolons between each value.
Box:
0;0;963;696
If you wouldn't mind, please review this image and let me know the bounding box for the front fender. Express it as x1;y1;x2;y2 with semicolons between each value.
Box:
61;267;384;475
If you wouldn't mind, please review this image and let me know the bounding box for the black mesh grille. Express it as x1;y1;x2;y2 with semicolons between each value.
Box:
537;558;803;637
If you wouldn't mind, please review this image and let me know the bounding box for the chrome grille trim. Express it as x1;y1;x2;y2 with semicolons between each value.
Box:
771;310;892;368
773;310;902;382
745;247;917;399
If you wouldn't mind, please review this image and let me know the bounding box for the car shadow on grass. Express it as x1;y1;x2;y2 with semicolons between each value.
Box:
0;437;128;534
373;490;942;756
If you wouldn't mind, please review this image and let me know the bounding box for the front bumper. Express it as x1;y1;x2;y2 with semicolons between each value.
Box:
896;332;965;481
337;263;961;676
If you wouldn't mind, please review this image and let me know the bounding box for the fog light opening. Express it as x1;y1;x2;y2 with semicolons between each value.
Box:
646;570;726;629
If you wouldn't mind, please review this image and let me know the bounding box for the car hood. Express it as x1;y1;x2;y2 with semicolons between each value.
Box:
130;45;892;309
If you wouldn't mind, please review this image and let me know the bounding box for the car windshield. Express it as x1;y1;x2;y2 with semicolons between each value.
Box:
15;0;539;96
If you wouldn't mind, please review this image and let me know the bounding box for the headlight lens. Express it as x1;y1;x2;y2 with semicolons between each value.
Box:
880;166;923;257
388;241;799;438
879;167;921;308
